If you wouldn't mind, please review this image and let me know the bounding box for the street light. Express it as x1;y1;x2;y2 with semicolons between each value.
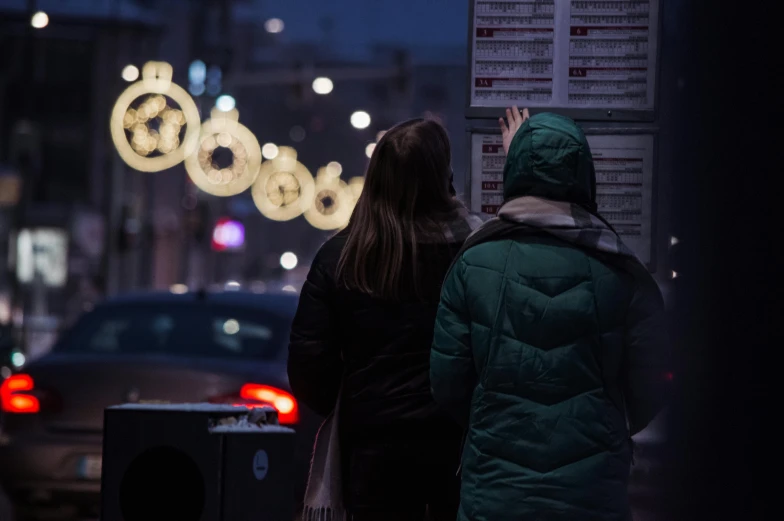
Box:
312;77;334;95
351;111;371;129
121;65;139;82
280;252;298;270
215;94;236;112
31;11;48;29
265;18;284;33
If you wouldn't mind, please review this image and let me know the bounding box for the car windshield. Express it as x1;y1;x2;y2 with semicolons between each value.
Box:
56;303;290;361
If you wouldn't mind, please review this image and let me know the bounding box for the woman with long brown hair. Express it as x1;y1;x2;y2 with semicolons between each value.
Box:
288;118;482;521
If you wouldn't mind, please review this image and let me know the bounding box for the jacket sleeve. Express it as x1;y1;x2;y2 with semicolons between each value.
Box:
623;266;673;436
430;257;477;428
287;255;343;417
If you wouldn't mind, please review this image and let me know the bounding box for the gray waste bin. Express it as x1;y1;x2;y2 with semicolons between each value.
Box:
100;403;296;521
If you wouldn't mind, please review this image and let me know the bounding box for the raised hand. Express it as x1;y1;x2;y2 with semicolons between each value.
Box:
499;106;530;155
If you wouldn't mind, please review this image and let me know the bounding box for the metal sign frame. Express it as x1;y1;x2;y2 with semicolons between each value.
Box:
464;122;660;272
465;0;664;122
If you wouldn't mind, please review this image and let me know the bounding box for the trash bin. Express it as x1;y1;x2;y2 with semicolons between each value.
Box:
100;404;296;521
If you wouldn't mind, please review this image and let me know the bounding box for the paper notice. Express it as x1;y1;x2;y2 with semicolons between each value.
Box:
469;131;654;264
469;0;659;111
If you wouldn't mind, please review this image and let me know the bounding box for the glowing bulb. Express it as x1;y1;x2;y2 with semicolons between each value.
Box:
280;252;298;270
312;77;334;95
170;283;188;294
262;143;279;159
351;111;371;129
122;65;139;82
265;18;284;33
31;11;48;29
216;94;236;112
365;143;376;158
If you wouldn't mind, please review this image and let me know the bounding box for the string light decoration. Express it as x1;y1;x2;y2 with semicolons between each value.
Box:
110;61;200;172
183;108;261;196
303;167;354;230
251;147;315;221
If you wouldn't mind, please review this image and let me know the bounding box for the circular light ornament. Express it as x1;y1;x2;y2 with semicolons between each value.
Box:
347;176;365;202
304;172;354;231
252;147;315;221
184;108;262;197
110;61;200;172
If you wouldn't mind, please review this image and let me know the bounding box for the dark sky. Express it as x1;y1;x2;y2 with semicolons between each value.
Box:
249;0;468;56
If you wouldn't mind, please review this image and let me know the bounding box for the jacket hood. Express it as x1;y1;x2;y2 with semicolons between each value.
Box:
503;113;596;209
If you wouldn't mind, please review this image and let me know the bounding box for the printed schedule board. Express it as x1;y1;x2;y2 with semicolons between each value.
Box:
467;0;661;120
469;130;655;265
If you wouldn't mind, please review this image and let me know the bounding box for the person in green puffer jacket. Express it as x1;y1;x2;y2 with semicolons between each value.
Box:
431;107;671;521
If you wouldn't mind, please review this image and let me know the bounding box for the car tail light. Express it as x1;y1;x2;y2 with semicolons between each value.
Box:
1;374;40;414
208;384;299;424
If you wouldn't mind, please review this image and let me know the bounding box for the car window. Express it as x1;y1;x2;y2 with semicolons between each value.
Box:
57;303;290;360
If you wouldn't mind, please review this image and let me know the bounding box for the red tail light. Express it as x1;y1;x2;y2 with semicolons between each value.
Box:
1;374;40;414
208;384;299;424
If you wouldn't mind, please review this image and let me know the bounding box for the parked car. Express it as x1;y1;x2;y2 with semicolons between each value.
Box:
0;290;318;520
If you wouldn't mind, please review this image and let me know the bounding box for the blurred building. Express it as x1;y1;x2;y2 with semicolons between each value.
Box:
0;0;469;357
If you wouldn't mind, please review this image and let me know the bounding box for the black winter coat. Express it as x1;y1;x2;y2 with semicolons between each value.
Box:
287;232;464;443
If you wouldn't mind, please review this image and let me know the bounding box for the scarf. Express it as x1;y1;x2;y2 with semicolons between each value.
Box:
447;196;641;278
301;204;483;521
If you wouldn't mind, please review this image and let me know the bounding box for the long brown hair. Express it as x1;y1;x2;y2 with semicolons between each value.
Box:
336;118;461;300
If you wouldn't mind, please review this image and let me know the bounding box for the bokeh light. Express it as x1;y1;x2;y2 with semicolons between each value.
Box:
280;252;298;270
31;11;48;29
189;60;206;84
312;77;334;95
265;18;284;33
216;94;236;112
326;161;342;178
289;125;306;142
351;111;371;129
262;143;279;160
170;284;188;294
376;130;387;141
223;319;240;335
365;143;376;158
122;65;140;82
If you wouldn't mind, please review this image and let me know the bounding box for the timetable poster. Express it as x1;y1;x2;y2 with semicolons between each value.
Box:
470;0;659;112
469;132;654;264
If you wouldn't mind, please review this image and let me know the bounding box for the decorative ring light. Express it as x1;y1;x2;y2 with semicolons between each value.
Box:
303;168;354;230
251;147;315;221
110;61;200;172
183;108;261;196
347;176;364;202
